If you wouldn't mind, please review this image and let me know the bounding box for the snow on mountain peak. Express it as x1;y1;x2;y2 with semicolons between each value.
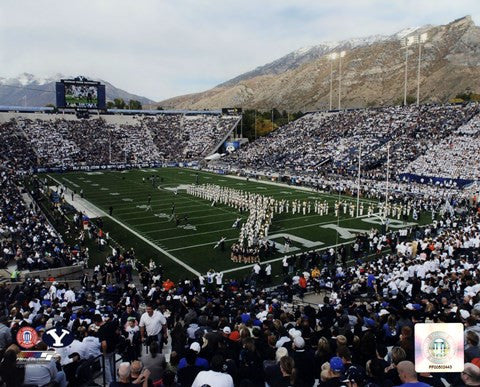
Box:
17;73;35;86
1;73;61;86
395;26;420;39
292;46;314;57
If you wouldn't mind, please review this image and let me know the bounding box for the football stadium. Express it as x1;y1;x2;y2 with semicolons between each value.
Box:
1;1;480;386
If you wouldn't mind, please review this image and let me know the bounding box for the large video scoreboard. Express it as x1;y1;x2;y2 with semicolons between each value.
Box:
56;77;106;110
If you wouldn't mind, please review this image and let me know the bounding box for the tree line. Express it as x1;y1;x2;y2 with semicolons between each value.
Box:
239;109;304;140
106;98;143;110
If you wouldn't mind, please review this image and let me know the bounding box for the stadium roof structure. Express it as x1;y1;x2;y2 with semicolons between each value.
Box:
106;108;222;115
0;105;223;115
0;106;55;113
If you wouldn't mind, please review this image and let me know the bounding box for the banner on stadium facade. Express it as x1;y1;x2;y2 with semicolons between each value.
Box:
399;173;472;188
414;323;464;373
221;107;242;115
35;161;171;174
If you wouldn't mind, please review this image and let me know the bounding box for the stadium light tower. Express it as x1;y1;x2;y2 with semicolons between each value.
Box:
416;33;428;106
240;113;243;138
109;128;112;164
338;51;346;110
271;109;274;132
328;53;338;110
385;143;390;207
401;36;416;106
356;142;362;217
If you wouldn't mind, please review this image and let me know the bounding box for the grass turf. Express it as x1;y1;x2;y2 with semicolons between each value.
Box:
41;167;430;280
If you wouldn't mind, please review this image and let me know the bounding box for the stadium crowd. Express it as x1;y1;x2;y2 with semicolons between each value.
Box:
1;113;239;168
219;104;479;184
145;115;239;160
0;129;87;274
403;115;480;181
0;196;478;386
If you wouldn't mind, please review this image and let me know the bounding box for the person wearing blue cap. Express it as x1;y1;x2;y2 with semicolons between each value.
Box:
320;356;344;386
364;318;376;329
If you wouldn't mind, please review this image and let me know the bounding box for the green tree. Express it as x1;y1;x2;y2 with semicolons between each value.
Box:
233;109;304;140
113;98;126;109
454;91;480;102
106;101;115;109
128;100;142;110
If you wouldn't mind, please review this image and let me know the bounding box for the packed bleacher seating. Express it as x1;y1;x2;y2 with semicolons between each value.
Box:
0;120;37;170
0;130;87;273
221;104;479;183
2;113;239;168
145;114;239;161
0;172;86;271
403;113;480;181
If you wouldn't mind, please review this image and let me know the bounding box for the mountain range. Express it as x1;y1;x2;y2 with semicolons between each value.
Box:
158;15;480;111
3;16;479;111
0;73;154;107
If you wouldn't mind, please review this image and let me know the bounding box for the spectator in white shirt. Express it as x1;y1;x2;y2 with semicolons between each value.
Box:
139;304;167;349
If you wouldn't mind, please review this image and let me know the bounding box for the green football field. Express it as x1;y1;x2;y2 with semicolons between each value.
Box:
43;168;427;280
65;96;98;105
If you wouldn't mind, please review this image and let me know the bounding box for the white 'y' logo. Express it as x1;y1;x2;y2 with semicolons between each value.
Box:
46;329;69;347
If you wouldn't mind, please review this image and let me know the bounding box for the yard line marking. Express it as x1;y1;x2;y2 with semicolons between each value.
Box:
131;210;319;227
61;178;80;188
166;238;238;252
154;227;239;242
116;206;225;219
166;212;385;252
113;203;206;214
142;217;241;234
48;174;200;277
127;212;237;226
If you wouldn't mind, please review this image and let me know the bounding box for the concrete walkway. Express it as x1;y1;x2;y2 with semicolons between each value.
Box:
49;185;104;219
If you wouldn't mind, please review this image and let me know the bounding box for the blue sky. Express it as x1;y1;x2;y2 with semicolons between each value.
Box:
0;0;478;101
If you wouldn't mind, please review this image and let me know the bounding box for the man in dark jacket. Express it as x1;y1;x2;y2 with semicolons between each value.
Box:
291;336;316;386
177;350;203;387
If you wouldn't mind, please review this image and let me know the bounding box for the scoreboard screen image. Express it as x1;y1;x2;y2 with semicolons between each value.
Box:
56;78;106;110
